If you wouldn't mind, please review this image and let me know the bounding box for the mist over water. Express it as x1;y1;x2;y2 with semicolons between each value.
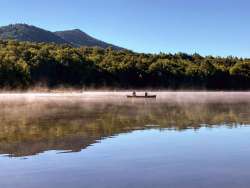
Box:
0;91;250;188
0;91;249;157
0;91;250;103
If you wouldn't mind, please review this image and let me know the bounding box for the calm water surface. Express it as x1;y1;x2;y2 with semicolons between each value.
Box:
0;92;250;188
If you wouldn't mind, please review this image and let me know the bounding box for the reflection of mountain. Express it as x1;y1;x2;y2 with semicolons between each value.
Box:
0;100;249;157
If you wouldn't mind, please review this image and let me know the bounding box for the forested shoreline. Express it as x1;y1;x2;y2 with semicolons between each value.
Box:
0;40;249;90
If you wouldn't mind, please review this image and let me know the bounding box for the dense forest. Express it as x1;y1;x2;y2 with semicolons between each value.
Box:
0;40;249;89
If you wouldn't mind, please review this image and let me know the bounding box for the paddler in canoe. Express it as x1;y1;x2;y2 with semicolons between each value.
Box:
127;91;156;98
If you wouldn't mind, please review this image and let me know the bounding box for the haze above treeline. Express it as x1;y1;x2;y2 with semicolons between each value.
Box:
0;24;249;90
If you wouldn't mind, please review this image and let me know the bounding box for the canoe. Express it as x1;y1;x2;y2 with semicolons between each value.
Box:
127;95;156;98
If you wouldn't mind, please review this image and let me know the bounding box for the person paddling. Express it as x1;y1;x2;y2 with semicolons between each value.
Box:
127;91;156;98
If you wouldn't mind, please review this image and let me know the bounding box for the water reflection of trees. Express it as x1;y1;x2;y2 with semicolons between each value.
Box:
0;100;249;157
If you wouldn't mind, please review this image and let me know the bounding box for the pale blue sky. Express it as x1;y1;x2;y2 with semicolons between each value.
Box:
0;0;249;57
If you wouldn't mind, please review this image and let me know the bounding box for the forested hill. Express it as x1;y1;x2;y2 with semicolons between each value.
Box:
0;24;67;44
0;24;122;50
0;40;249;89
54;29;123;50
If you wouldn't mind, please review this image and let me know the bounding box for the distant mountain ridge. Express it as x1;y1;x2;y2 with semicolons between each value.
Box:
0;24;67;44
0;24;123;50
54;29;123;50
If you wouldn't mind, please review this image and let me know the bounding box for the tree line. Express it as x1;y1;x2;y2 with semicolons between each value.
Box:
0;40;249;89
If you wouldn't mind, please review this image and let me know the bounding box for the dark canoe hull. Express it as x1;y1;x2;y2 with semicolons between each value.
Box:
127;95;157;98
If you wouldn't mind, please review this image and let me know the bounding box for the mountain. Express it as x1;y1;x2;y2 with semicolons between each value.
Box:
54;29;123;50
0;24;123;50
0;24;67;44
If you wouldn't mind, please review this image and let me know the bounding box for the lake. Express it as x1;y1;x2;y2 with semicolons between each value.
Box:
0;92;250;188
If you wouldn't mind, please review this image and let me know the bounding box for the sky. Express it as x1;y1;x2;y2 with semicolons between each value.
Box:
0;0;250;57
